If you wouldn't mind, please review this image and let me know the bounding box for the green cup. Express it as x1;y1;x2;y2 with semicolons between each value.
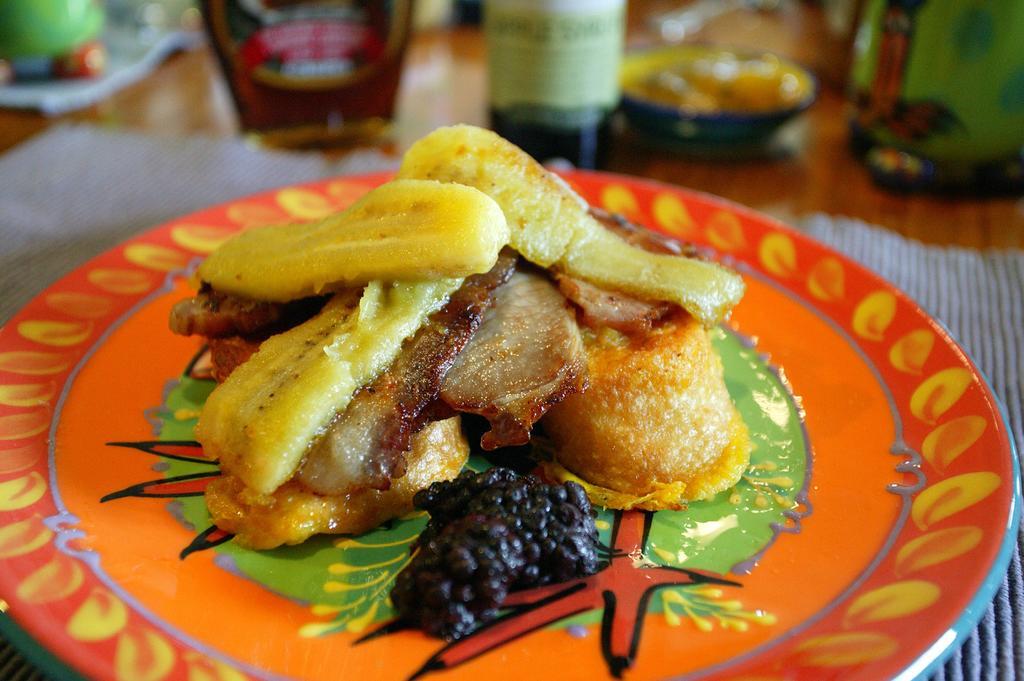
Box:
850;0;1024;190
0;0;105;60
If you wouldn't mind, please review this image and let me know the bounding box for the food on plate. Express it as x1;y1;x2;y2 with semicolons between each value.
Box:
397;125;744;327
295;251;517;494
438;269;587;449
170;124;751;552
543;312;750;508
391;468;599;640
198;179;510;302
196;280;464;496
204;417;468;550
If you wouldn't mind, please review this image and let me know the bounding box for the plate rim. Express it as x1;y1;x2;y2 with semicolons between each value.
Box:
0;169;1018;681
575;168;1023;680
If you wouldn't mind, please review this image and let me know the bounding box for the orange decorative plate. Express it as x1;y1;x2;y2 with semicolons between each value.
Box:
0;172;1017;681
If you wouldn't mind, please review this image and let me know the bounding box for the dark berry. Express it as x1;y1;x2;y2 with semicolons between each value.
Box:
393;469;601;640
392;515;524;640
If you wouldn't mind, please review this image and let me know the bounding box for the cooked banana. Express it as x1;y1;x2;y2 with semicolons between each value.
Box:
199;179;509;302
196;278;463;495
398;125;745;326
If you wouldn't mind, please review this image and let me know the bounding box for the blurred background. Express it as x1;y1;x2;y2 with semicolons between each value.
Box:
0;0;1022;247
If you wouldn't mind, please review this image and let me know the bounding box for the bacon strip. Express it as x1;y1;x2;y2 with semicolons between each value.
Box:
295;251;518;495
555;274;672;335
589;206;693;256
440;269;588;450
553;208;691;334
207;336;261;383
169;287;324;338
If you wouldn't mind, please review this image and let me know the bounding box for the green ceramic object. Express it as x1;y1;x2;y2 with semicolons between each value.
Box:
0;0;104;60
851;0;1024;188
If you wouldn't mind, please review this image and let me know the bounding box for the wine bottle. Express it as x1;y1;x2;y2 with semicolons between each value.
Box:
484;0;625;169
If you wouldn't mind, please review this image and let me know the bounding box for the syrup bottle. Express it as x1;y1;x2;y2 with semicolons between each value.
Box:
202;0;412;148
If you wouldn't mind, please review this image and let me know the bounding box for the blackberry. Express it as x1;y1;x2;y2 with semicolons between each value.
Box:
475;477;599;587
392;515;524;640
413;467;521;546
395;468;601;639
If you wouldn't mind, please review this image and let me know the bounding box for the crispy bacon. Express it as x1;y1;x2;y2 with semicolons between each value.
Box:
207;336;261;383
589;206;693;256
555;274;672;335
169;288;282;338
441;269;588;450
295;251;518;495
553;208;691;334
169;286;325;339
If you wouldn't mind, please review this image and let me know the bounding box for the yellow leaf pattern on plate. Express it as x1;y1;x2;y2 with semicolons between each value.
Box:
0;412;50;441
18;320;92;347
87;269;153;295
705;211;746;251
912;472;1001;530
185;651;249;681
922;415;987;471
0;383;55;407
600;185;640;218
795;631;898;667
0;472;46;510
277;188;336;220
0;443;43;474
226;202;288;227
660;587;776;632
889;329;935;375
16;556;83;604
895;526;983;576
910;368;973;424
0;351;71;376
758;233;797;278
45;292;112;319
325;181;372;210
852;291;897;341
0;515;52;558
115;629;175;681
68;587;129;642
171;224;236;254
124;244;189;272
843;580;940;627
652;193;696;237
298;621;337;638
807;257;844;301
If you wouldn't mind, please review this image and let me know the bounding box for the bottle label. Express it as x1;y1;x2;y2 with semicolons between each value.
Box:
206;1;408;92
485;0;625;129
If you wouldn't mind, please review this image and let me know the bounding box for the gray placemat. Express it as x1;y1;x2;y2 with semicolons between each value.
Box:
0;124;398;324
0;125;1021;680
798;214;1024;680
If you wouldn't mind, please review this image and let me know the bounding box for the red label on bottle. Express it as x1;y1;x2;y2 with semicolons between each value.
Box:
239;20;386;83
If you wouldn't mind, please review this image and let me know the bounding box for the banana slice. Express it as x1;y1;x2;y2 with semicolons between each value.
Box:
398;125;744;326
199;179;509;302
196;278;463;495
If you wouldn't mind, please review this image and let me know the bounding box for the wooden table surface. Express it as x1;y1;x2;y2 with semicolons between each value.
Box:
1;3;1021;249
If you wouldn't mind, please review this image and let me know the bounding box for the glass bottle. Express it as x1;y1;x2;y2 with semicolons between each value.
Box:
484;0;625;169
201;0;412;149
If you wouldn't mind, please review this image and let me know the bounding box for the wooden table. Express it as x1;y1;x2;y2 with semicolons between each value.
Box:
1;4;1021;249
